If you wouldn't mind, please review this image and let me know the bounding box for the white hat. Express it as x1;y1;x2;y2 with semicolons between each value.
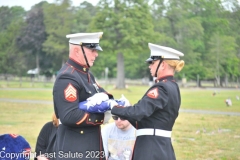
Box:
146;43;184;63
66;32;103;51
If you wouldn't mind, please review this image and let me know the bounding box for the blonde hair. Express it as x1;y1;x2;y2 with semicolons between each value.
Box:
164;60;185;72
52;113;59;127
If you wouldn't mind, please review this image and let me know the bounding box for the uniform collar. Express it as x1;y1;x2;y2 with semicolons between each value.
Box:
155;75;174;83
67;59;89;72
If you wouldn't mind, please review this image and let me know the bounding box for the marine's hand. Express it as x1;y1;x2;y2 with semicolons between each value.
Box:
118;94;130;107
108;99;118;109
87;93;109;105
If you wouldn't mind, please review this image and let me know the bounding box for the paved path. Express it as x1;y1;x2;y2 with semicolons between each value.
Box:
179;109;240;116
1;98;240;116
0;98;52;104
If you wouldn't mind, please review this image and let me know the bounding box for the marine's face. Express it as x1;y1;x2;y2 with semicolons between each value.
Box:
84;47;99;67
149;59;160;77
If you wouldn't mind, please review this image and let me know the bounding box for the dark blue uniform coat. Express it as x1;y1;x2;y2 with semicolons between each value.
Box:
53;59;111;160
111;76;180;160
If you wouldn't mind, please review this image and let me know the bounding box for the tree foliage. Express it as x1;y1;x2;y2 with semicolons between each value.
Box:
89;0;155;88
0;0;239;87
42;0;73;67
16;2;47;74
0;6;26;77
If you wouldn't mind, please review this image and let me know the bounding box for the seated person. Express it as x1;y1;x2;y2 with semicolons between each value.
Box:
101;115;136;160
35;113;59;160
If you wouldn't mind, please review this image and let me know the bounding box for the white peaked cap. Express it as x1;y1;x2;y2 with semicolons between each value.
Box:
148;43;184;59
66;32;103;44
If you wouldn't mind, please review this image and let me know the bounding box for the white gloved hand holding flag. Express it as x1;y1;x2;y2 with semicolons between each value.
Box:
117;94;130;107
108;99;118;109
86;92;109;105
79;99;117;113
79;94;129;113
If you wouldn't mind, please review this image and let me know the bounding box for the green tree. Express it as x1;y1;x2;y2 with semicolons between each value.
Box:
16;2;47;77
90;0;155;88
0;6;26;32
71;1;97;33
207;34;238;86
0;6;26;78
151;0;205;81
42;0;73;68
227;1;240;83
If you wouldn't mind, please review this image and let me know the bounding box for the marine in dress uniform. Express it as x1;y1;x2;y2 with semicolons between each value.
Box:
111;43;185;160
53;32;112;160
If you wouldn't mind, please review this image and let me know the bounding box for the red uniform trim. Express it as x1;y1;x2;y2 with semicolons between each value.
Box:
88;73;90;83
69;58;89;69
86;114;104;125
66;62;88;74
76;113;89;125
155;74;173;81
115;105;124;108
9;134;19;138
71;68;75;73
62;65;70;74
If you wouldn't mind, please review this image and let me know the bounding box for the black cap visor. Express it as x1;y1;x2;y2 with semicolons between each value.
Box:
145;56;162;64
146;57;153;64
83;43;103;51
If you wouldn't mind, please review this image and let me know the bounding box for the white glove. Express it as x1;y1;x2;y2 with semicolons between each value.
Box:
119;94;130;107
108;99;118;109
87;93;109;105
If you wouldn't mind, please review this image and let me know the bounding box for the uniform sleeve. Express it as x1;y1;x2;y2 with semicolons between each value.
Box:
111;84;168;121
53;74;105;127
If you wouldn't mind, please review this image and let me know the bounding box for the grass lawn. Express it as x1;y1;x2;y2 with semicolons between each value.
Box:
0;82;240;159
173;113;240;160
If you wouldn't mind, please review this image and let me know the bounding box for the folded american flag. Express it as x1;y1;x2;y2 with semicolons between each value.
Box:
79;99;125;113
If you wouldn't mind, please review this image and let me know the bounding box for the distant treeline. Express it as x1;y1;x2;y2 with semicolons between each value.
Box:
0;0;240;88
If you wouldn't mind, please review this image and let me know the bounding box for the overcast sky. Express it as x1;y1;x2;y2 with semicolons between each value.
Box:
0;0;239;11
0;0;100;10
